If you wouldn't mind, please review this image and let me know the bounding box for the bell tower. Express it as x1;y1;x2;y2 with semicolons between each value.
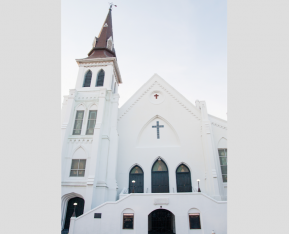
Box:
61;5;122;216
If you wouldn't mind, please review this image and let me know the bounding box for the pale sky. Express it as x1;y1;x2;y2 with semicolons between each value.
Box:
62;0;227;120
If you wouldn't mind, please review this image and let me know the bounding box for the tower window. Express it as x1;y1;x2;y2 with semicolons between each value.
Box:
113;82;116;93
86;110;97;135
96;69;105;87
218;148;227;182
72;111;84;135
83;70;92;87
70;159;86;177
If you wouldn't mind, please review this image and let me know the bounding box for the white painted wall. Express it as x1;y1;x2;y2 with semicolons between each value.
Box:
61;73;228;233
116;74;225;199
69;193;227;234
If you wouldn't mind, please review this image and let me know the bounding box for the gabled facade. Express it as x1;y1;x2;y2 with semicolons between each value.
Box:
61;7;227;234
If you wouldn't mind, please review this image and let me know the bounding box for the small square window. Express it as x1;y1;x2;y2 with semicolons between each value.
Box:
123;213;134;229
70;159;86;177
189;214;201;229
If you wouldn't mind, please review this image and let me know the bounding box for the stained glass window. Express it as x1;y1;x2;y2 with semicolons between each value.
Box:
70;159;86;177
177;164;189;173
218;148;227;182
131;166;143;174
83;70;92;87
86;110;97;135
96;69;105;87
73;111;84;135
152;160;168;171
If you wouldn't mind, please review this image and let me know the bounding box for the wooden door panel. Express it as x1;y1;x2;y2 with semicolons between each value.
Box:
152;171;169;193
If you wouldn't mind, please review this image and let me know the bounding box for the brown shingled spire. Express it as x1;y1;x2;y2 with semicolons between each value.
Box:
87;8;116;59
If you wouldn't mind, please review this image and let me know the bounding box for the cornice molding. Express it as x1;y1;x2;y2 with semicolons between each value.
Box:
79;62;113;67
76;57;122;84
211;122;227;130
61;181;87;187
68;138;93;144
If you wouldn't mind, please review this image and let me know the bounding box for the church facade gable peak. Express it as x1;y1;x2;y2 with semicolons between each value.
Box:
118;74;201;121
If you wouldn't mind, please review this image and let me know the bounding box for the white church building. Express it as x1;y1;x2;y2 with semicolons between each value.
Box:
61;7;227;234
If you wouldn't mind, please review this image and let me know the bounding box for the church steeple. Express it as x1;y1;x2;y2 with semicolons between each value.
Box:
87;7;116;59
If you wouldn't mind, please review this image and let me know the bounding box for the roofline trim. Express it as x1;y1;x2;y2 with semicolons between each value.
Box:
75;57;122;84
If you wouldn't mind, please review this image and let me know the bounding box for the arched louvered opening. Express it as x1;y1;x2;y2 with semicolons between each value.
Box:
96;69;105;87
151;159;169;193
83;70;92;87
176;164;192;192
129;165;144;193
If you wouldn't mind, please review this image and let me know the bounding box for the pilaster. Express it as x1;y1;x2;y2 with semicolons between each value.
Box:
80;87;107;210
199;101;223;200
106;93;120;201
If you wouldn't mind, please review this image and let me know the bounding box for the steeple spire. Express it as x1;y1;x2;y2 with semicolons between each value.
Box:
87;7;116;59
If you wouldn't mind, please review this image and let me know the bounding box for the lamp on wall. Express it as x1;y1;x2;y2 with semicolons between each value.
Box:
132;180;135;193
72;203;78;217
197;179;201;192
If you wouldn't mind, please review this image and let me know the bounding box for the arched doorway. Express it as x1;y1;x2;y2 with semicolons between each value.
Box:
148;209;175;234
63;197;84;232
129;165;144;193
151;159;169;193
176;164;192;192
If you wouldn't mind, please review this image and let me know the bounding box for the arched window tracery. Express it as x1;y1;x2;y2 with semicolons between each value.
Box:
151;159;169;193
129;165;144;193
176;164;192;192
96;69;105;87
83;70;92;87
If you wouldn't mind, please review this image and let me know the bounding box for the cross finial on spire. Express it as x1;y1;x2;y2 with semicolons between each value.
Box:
109;2;117;10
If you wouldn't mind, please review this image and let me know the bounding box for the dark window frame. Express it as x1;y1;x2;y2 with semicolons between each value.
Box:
189;214;201;229
151;159;170;193
83;70;92;87
122;213;134;229
129;165;144;193
176;164;192;193
218;148;227;182
96;69;105;87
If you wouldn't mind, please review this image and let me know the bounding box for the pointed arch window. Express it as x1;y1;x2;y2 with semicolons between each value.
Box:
96;69;105;87
152;160;168;171
129;166;144;193
83;70;92;87
176;164;192;192
218;149;227;182
151;159;169;193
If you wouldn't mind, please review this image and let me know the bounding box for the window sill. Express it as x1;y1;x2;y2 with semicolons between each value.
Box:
68;135;93;139
62;181;87;187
